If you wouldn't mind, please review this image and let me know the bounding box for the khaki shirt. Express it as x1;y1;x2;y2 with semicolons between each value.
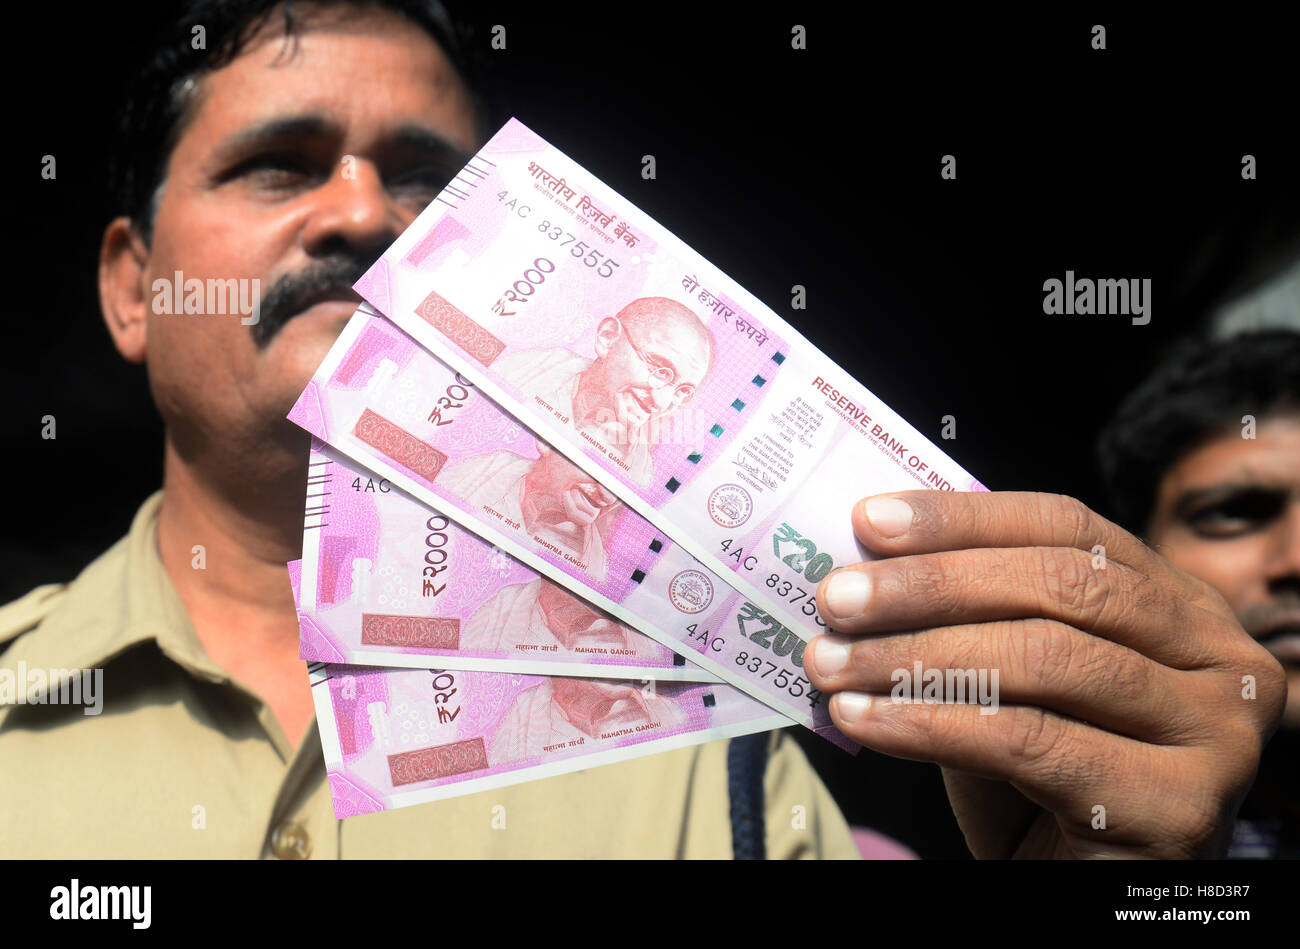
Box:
0;492;859;859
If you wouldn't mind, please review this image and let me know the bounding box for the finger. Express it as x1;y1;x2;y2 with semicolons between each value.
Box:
940;769;1043;859
803;619;1211;745
850;491;1218;608
824;692;1216;855
813;545;1234;669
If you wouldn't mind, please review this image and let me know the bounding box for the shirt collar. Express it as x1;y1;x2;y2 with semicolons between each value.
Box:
2;490;230;687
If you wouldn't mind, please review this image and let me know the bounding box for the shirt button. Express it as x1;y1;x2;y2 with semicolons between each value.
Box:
270;820;312;860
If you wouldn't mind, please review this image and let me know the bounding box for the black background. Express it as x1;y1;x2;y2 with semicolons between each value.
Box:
4;4;1298;858
12;858;1291;932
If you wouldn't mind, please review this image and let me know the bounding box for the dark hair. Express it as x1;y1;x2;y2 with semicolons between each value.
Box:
1097;330;1300;534
109;0;490;244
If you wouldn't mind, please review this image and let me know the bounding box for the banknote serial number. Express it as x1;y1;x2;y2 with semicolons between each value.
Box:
686;604;823;708
492;191;620;279
429;669;461;723
422;514;452;597
718;535;829;626
537;220;621;276
735;652;821;707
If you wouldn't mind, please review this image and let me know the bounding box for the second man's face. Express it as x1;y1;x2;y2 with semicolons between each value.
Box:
1147;412;1300;726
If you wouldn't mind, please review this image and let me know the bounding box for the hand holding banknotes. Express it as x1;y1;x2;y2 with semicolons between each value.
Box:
807;490;1287;858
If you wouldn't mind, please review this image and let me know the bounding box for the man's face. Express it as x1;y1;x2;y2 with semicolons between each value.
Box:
521;444;621;538
535;580;621;642
550;677;650;736
576;304;712;440
134;5;477;461
1147;411;1300;727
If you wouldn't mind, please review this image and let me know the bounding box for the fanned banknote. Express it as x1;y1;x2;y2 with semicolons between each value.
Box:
352;117;986;647
290;307;860;748
290;557;790;815
298;437;717;681
305;662;789;816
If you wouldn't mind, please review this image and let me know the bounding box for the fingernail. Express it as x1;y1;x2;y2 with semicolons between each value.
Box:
834;691;872;723
823;570;871;620
864;496;914;537
811;635;852;677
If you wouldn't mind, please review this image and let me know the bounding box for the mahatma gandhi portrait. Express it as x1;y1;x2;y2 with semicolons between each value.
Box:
487;677;689;763
460;577;644;654
493;296;714;487
436;440;622;580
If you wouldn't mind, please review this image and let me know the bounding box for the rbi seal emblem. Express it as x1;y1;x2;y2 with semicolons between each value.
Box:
707;483;752;528
668;570;714;614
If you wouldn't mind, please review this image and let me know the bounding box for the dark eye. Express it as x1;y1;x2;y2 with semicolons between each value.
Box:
387;164;457;198
1186;491;1285;538
229;152;317;189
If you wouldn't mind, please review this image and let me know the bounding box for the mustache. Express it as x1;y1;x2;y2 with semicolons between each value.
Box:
250;253;374;347
1239;592;1300;641
571;480;616;506
620;385;660;412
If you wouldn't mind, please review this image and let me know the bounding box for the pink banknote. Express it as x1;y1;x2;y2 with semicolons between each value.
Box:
288;557;303;604
298;437;716;681
289;307;856;749
353;117;987;644
309;662;790;816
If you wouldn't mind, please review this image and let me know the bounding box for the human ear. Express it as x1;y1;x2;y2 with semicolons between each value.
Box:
593;316;621;358
98;216;150;364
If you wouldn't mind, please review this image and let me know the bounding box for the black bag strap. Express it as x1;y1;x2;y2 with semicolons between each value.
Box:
726;732;769;859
